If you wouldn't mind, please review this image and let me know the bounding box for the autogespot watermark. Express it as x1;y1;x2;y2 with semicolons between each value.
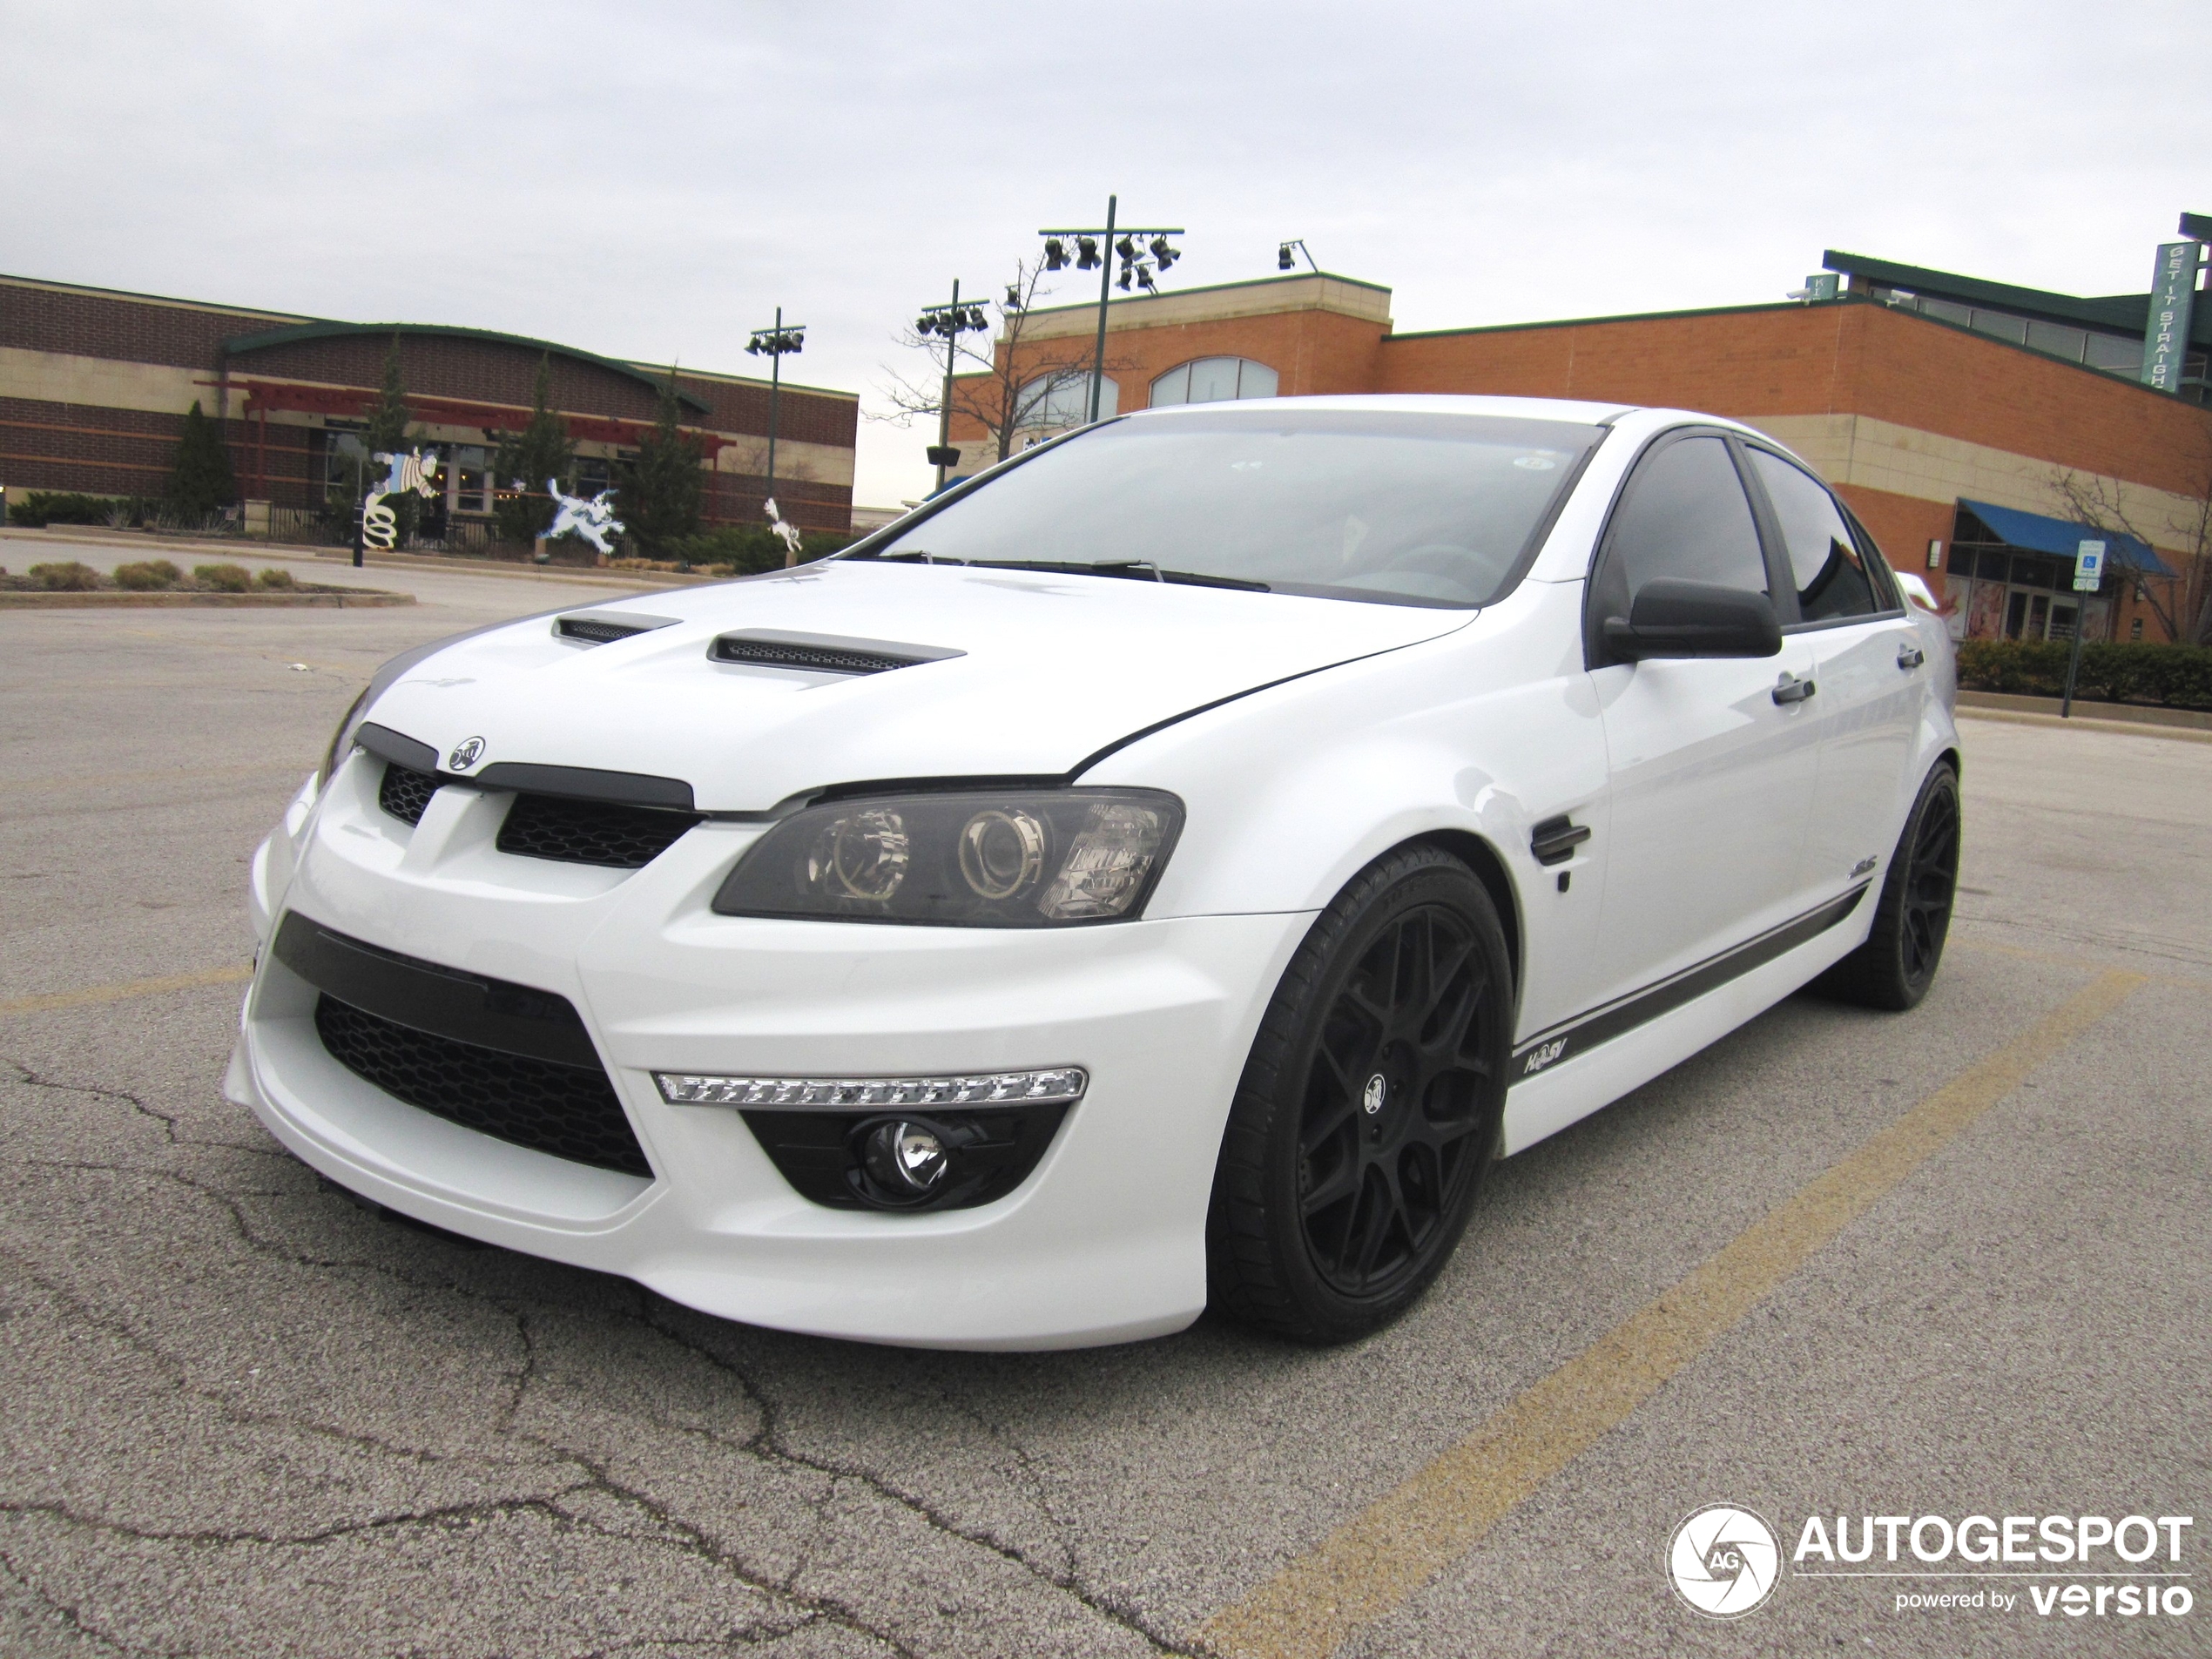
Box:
1669;1506;1784;1618
1669;1506;2194;1623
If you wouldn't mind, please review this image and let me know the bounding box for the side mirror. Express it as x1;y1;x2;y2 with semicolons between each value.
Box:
1603;578;1782;661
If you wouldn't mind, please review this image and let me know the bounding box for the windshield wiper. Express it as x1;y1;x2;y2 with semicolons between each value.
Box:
962;558;1270;592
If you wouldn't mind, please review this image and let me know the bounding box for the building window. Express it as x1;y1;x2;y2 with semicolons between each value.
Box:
1149;357;1279;408
1015;371;1117;440
1872;287;2171;387
320;425;368;501
449;445;494;516
1945;516;2109;645
571;456;613;497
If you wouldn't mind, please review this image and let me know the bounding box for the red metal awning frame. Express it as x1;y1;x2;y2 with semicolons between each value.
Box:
214;377;733;457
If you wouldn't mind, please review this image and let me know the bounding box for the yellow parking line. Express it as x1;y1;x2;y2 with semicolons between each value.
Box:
0;964;253;1017
1191;968;2146;1659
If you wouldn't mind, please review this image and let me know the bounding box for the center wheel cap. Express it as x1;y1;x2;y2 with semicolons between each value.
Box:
1363;1074;1387;1116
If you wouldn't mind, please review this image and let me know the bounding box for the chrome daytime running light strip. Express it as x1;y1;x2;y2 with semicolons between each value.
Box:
655;1067;1088;1109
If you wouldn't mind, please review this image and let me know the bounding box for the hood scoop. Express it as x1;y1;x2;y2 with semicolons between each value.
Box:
556;610;681;645
708;628;966;677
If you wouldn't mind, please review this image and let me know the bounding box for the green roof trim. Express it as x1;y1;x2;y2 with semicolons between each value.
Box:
1821;249;2212;347
1020;268;1393;320
221;320;713;415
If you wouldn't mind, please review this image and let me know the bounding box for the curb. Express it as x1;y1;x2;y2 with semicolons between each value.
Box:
0;589;415;609
1;526;697;590
1955;689;2212;732
1957;705;2212;745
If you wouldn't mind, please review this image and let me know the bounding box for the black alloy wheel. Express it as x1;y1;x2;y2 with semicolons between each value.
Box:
1815;761;1962;1012
1209;846;1513;1343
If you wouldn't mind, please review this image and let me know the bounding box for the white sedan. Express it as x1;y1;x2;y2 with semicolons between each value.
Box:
230;395;1960;1350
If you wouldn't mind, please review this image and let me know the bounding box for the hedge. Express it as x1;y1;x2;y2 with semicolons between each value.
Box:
1955;639;2212;711
9;491;123;527
658;523;851;575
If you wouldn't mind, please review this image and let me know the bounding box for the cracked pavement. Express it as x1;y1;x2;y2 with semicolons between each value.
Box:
3;543;2207;1656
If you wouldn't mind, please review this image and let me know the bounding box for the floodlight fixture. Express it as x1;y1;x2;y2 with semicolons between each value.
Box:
746;307;808;538
1043;237;1068;270
1037;196;1186;425
915;279;994;494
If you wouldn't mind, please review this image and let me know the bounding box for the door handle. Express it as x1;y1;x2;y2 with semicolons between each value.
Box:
1897;643;1925;670
1772;672;1817;705
1530;815;1591;867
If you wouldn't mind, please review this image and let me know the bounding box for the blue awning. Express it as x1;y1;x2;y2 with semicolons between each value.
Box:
1958;499;2175;578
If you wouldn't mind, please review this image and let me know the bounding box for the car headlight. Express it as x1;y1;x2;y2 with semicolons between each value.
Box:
711;788;1184;926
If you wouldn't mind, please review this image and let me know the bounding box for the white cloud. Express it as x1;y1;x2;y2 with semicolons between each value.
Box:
3;0;2202;506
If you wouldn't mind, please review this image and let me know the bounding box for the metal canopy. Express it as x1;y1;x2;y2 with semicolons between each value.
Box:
1957;498;2175;578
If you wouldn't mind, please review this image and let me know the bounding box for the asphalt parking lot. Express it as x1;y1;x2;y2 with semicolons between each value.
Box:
3;536;2207;1657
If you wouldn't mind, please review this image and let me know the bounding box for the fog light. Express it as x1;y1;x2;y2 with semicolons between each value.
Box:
862;1118;949;1195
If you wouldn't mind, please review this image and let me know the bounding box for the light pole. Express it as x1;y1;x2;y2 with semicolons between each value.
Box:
744;307;806;514
1038;197;1182;424
914;281;990;493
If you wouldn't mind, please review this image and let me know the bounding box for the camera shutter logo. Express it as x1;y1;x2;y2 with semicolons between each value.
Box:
1669;1504;1782;1618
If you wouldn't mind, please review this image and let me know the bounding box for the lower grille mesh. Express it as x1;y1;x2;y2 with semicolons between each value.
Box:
497;793;702;868
379;762;439;826
314;994;651;1177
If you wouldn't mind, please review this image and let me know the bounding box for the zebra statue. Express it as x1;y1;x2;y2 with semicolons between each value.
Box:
362;448;441;550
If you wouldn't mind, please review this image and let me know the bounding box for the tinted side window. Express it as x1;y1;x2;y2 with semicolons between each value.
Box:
1599;436;1769;614
1749;450;1878;623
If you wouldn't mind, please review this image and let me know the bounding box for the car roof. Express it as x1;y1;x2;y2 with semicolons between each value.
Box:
1123;392;1639;426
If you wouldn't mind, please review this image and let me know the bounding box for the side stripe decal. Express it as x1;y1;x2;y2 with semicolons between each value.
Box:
1510;885;1870;1082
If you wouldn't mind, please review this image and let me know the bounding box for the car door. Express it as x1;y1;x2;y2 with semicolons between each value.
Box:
1740;447;1926;905
1584;430;1818;1009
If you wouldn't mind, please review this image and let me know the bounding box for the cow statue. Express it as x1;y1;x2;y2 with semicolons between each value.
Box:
764;496;805;564
544;478;625;558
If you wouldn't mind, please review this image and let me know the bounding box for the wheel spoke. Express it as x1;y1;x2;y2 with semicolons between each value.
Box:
1298;1155;1362;1218
1348;1168;1399;1282
1300;1094;1361;1157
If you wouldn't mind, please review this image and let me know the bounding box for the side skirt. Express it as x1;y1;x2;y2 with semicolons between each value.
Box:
1501;886;1868;1157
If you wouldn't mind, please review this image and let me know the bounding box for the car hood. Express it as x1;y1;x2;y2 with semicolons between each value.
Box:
361;562;1472;811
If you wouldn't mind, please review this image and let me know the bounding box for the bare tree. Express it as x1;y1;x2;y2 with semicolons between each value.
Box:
874;259;1133;471
2047;435;2212;645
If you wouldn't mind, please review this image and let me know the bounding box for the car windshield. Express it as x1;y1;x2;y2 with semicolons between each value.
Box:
852;408;1608;607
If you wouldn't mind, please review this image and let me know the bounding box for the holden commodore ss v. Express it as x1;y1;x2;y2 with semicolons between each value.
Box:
228;395;1961;1350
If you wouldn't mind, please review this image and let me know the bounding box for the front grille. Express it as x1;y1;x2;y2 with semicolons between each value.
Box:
379;762;440;826
497;792;702;868
314;994;651;1177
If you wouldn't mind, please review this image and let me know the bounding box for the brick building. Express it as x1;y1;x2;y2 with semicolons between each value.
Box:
949;250;2212;644
0;273;859;541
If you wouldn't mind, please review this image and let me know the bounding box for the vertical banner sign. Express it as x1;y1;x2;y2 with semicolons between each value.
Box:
2140;241;2199;391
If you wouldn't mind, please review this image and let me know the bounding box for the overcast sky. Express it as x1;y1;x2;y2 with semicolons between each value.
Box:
4;1;2204;506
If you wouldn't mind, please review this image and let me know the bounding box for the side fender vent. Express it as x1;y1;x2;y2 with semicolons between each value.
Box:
555;610;680;645
708;629;965;677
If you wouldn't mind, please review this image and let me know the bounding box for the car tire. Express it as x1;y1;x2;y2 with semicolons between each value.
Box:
1207;845;1514;1345
1812;761;1962;1012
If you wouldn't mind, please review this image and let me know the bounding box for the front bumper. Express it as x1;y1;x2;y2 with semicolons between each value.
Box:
229;757;1310;1349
